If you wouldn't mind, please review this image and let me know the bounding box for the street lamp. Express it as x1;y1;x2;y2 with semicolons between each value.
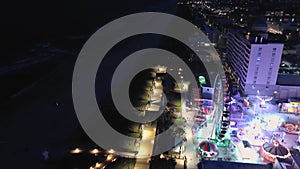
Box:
274;91;278;99
95;162;102;168
70;148;82;154
108;149;115;154
90;148;100;155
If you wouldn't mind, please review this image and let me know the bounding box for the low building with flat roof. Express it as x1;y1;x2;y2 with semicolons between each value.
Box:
201;159;273;169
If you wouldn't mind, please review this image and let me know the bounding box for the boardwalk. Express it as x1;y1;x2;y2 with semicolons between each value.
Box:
180;109;200;169
134;73;164;169
134;123;157;169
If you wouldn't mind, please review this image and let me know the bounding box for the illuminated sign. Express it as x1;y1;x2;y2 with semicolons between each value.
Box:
198;76;206;86
281;102;300;113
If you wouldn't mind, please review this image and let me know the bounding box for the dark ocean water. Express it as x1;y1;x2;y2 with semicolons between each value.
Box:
0;0;195;85
0;0;185;105
1;0;180;60
0;0;184;103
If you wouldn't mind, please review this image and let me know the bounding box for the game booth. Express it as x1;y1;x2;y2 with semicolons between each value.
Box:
281;102;300;114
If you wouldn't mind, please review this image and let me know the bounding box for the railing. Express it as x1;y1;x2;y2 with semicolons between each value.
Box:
163;154;186;160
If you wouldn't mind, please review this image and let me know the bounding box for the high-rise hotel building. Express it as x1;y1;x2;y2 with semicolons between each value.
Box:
227;32;284;95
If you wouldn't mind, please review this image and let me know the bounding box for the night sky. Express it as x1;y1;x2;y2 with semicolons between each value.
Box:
2;1;176;43
1;0;181;64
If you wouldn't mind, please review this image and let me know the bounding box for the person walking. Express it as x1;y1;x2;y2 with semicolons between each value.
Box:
282;132;286;143
42;149;49;161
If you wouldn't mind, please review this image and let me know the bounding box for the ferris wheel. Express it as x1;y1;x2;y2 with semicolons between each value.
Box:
209;73;231;146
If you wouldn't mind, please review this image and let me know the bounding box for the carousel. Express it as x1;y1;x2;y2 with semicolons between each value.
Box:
260;140;291;162
198;141;218;158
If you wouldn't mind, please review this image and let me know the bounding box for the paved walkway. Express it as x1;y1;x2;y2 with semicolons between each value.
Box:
180;110;199;169
178;89;202;169
134;75;164;169
134;123;157;169
147;80;163;112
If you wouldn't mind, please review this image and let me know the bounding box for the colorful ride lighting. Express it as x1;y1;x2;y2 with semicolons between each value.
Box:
261;141;291;162
71;148;82;154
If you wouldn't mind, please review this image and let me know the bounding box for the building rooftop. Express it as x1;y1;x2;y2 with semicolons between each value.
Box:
230;30;275;44
251;18;268;28
201;159;273;169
